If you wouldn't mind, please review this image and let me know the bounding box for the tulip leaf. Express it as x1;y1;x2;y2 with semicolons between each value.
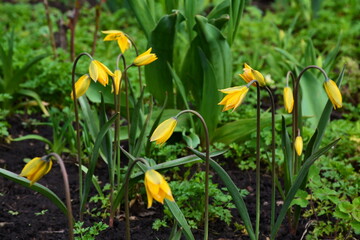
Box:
188;148;256;240
227;0;245;46
145;12;181;106
213;114;285;144
12;134;53;147
129;88;146;154
126;0;157;40
0;168;68;216
271;138;340;239
80;113;118;213
99;93;113;167
165;199;195;240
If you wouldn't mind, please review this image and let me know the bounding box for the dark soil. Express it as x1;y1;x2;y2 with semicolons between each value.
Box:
0;114;306;240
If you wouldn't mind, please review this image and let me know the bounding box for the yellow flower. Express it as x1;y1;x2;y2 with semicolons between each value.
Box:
294;136;303;156
324;79;342;109
218;85;249;112
112;69;122;95
133;48;158;66
20;157;53;185
150;117;177;145
89;60;114;86
239;63;266;87
283;86;294;113
71;74;91;99
144;169;174;208
102;30;131;53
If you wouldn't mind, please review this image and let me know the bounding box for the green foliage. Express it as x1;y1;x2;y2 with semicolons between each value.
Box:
86;184;111;219
159;172;236;229
74;221;109;240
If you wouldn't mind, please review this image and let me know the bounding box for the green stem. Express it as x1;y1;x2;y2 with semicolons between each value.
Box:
71;52;92;220
265;86;276;233
255;82;261;239
47;153;74;240
175;110;210;240
124;158;148;240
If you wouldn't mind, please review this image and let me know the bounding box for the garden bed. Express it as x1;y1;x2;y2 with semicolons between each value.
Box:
0;114;306;240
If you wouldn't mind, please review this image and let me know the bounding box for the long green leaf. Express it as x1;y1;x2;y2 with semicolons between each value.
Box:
165;199;195;240
271;138;340;239
129;88;145;154
228;0;245;45
80;113;118;212
0;168;68;216
189;148;256;240
126;0;157;39
213;115;276;144
145;12;180;106
12;134;52;146
17;89;49;116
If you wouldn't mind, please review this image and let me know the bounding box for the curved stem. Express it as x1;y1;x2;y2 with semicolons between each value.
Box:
71;52;92;220
47;153;74;240
126;34;142;90
255;82;261;239
175;110;210;240
293;65;328;173
265;86;276;232
124;158;148;240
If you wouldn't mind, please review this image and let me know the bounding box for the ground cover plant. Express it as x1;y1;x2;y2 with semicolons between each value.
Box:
0;0;359;239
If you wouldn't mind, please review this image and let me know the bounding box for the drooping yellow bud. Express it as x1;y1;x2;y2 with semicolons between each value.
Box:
294;136;303;156
20;157;53;185
71;74;91;99
324;79;342;109
112;69;122;95
89;60;113;86
283;86;294;113
144;169;174;208
150;118;177;145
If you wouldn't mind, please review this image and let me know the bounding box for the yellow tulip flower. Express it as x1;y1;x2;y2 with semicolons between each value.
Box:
324;79;342;109
144;169;174;208
239;63;266;87
20;157;53;185
283;86;294;113
102;30;132;53
150;117;177;145
89;60;114;86
218;85;249;112
112;69;122;95
133;48;158;66
294;136;303;156
71;74;91;99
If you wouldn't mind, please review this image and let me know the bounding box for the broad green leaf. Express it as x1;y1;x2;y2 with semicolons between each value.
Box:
145;12;181;106
0;168;68;216
227;0;245;46
198;49;222;140
213;115;281;144
271;138;340;239
126;0;157;40
338;201;354;214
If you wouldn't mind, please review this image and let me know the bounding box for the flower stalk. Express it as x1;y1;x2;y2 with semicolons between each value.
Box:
71;52;93;220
